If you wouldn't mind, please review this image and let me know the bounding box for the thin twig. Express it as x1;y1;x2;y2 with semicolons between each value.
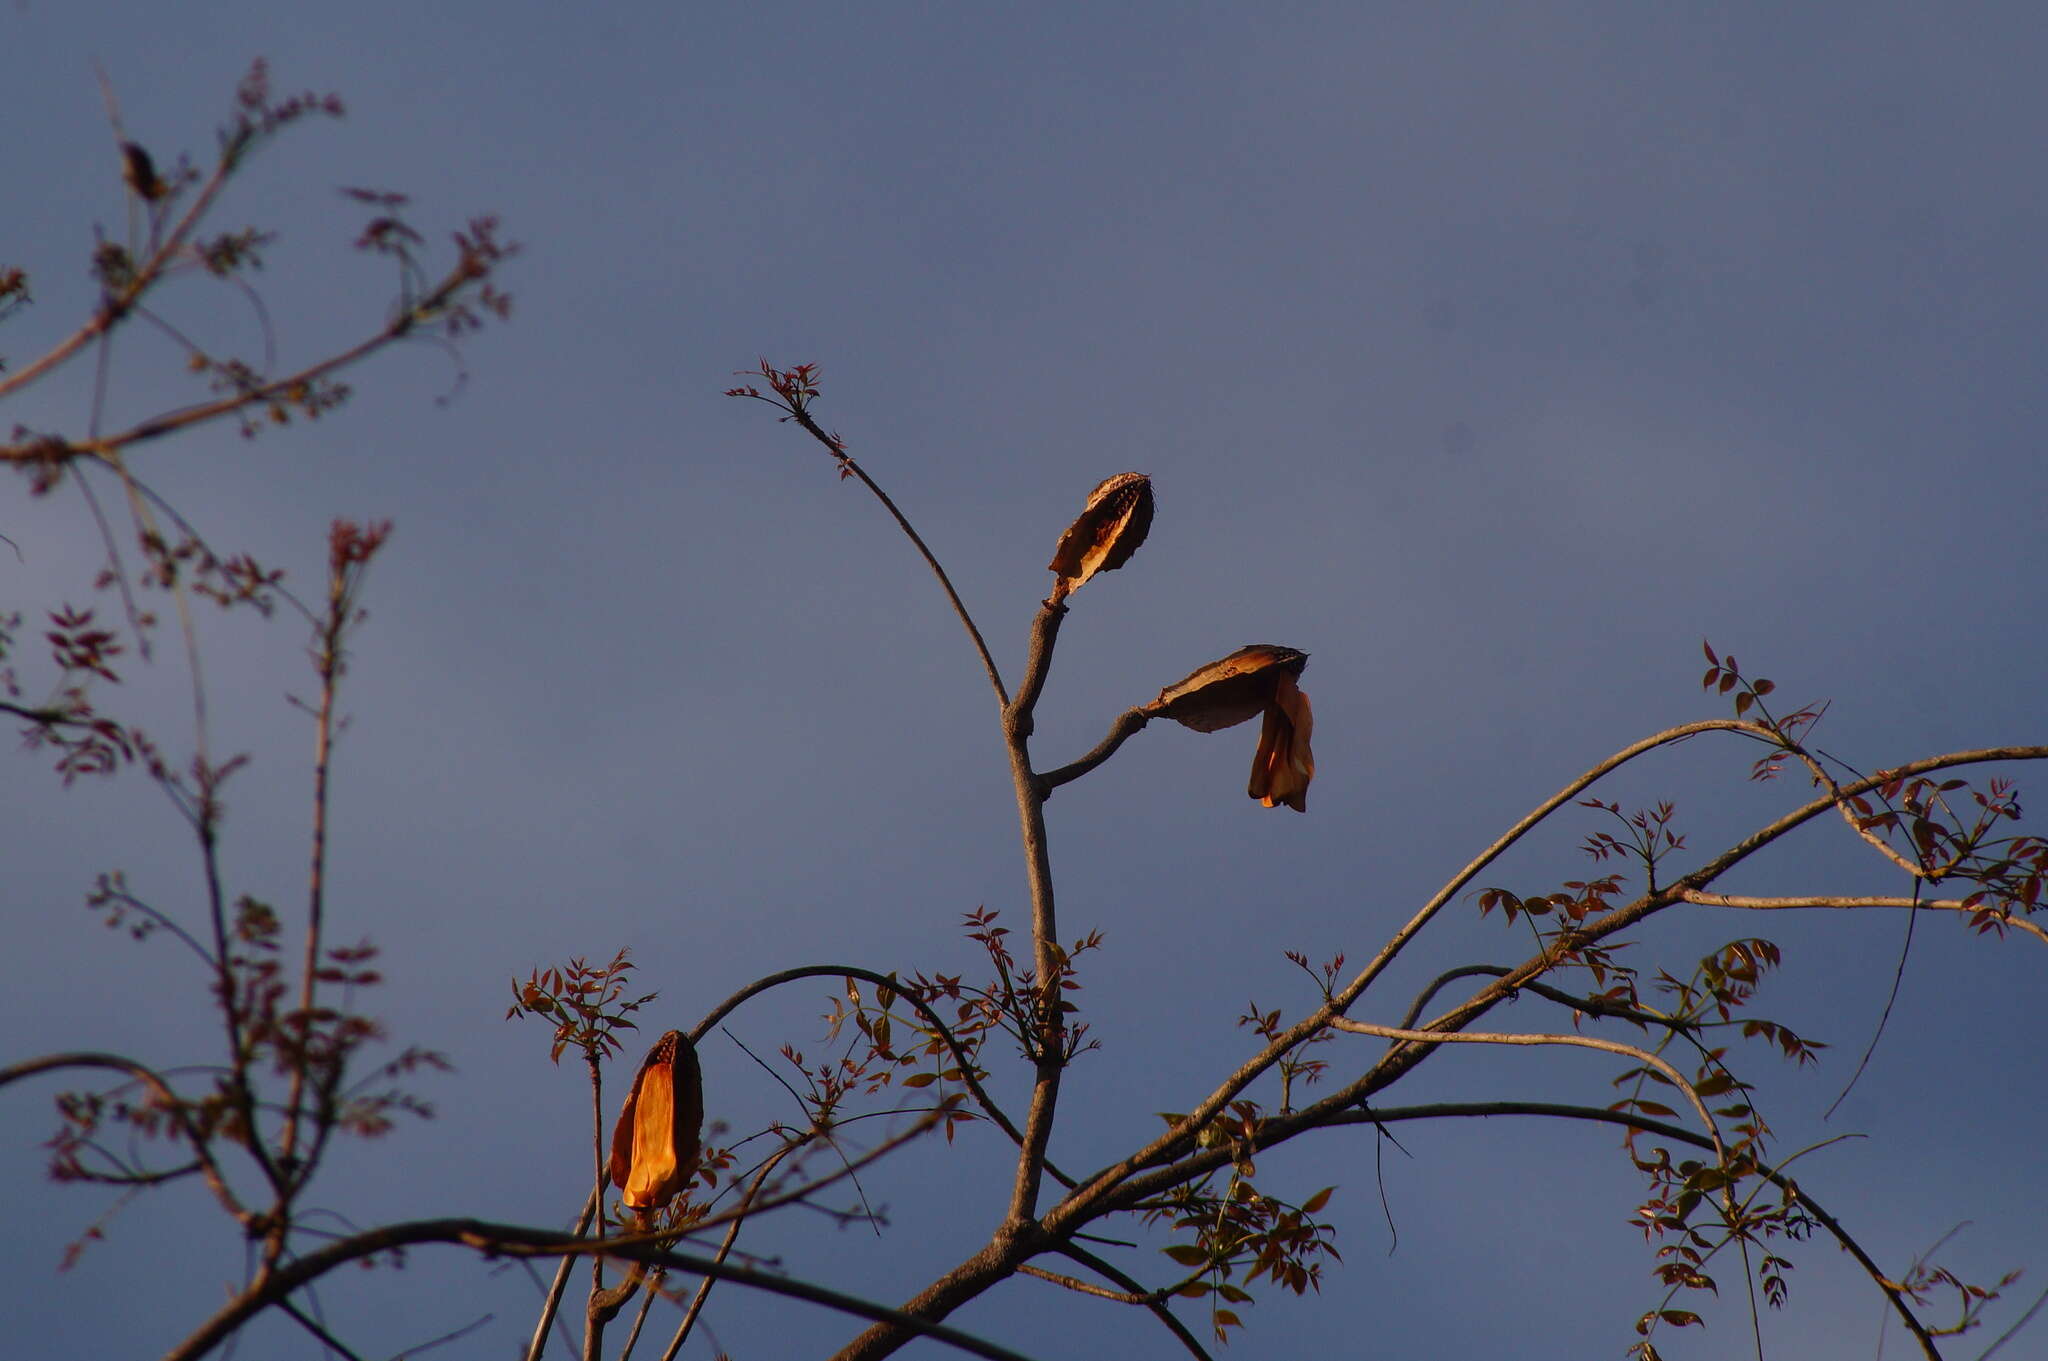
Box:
659;1145;797;1361
1679;890;2048;946
0;1051;244;1222
1824;880;1923;1121
1051;1243;1215;1361
688;962;1074;1187
774;400;1009;710
521;1194;595;1361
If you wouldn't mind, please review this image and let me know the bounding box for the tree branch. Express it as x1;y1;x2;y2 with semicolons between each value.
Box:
1036;708;1151;797
1679;890;2048;945
160;1218;1043;1361
0;1051;244;1223
687;963;1073;1187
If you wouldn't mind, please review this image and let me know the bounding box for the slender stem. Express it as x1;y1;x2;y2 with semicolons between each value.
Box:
659;1146;795;1361
585;1054;607;1361
277;575;346;1189
523;1194;596;1361
1317;1102;1943;1361
779;404;1009;710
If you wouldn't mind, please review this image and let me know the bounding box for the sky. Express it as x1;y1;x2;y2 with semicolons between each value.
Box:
3;3;2046;1358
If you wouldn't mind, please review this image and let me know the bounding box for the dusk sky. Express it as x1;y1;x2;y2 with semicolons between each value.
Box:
5;4;2046;1358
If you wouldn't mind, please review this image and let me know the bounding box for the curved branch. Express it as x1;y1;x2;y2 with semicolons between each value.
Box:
1036;708;1151;797
1320;1102;1942;1360
687;963;1073;1188
659;1147;795;1361
1325;1019;1723;1160
1052;721;1788;1222
0;1051;244;1222
162;1218;1041;1361
1070;744;2048;1241
778;401;1009;710
1343;720;1779;1002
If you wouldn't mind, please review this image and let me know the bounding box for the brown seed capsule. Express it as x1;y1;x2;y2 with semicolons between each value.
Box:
1047;472;1153;603
608;1030;703;1211
1247;669;1314;811
120;142;166;202
1146;644;1314;812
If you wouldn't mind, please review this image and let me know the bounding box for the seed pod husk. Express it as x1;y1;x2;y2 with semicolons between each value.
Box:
1146;644;1314;811
1146;644;1307;731
608;1030;703;1211
1248;669;1314;811
1047;472;1153;602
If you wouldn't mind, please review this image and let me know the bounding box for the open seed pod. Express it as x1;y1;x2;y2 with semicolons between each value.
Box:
1047;472;1153;602
1146;644;1314;811
607;1030;703;1211
1247;668;1314;811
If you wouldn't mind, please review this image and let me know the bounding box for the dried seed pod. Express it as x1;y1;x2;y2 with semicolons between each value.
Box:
1047;472;1153;602
120;143;166;202
1146;644;1314;811
608;1030;703;1211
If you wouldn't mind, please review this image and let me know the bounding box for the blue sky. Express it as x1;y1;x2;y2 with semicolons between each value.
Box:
4;3;2046;1357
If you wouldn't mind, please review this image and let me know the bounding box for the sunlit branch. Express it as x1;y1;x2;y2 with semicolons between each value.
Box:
1058;744;2048;1246
1325;1019;1723;1160
1680;890;2048;946
1061;721;1784;1215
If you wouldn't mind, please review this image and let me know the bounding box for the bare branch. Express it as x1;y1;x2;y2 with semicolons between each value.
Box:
0;1051;244;1223
773;396;1009;709
688;963;1072;1186
1681;890;2048;946
1050;1243;1215;1361
1324;1018;1724;1159
1036;708;1152;796
160;1218;1044;1361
